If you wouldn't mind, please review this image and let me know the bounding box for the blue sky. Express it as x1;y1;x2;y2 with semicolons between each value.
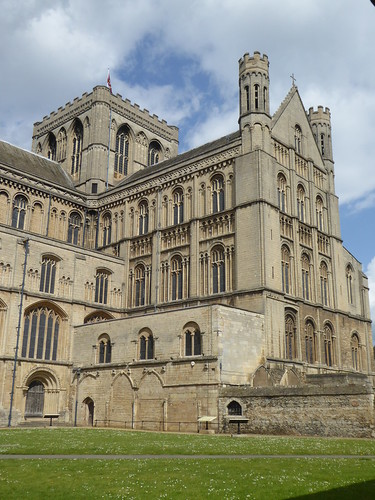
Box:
1;0;374;330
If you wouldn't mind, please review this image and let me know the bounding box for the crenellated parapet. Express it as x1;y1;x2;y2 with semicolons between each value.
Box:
307;106;333;162
239;51;269;78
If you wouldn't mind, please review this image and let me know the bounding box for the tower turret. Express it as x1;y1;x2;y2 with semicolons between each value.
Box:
308;106;333;163
238;52;271;153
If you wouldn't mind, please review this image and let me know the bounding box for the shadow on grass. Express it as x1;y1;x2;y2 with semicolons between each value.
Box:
291;479;375;500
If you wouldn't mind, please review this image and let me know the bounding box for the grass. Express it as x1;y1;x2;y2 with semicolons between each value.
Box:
1;428;375;456
0;429;375;498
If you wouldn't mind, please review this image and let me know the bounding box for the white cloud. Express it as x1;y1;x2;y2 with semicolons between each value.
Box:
1;0;375;213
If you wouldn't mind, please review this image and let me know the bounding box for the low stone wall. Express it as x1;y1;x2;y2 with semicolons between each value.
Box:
219;374;375;438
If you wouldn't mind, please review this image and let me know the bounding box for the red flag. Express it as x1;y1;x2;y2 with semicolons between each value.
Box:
107;69;112;94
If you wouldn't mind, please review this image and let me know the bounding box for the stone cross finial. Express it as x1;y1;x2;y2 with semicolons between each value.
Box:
290;73;296;87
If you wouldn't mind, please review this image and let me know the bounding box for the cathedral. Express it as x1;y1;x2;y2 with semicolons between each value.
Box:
0;52;373;436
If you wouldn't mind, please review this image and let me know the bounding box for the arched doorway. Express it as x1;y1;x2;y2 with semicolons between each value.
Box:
25;381;44;417
83;397;94;426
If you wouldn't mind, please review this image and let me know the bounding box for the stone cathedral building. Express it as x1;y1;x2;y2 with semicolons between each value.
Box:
0;52;373;436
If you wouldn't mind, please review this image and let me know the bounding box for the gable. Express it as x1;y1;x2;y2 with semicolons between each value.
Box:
271;89;325;168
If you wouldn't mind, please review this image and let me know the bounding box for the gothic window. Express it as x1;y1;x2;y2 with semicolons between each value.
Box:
25;381;44;417
173;188;184;225
138;201;149;235
95;269;110;304
297;185;306;222
227;400;242;416
245;86;250;111
21;305;61;361
212;246;225;293
115;126;129;176
316;196;324;231
254;84;259;109
184;326;202;356
285;312;296;360
67;212;82;245
12;194;28;229
277;173;287;212
295;125;302;154
301;253;310;300
320;133;325;156
320;261;329;306
351;333;360;371
102;212;112;246
47;133;56;161
148;141;162;166
211;175;225;213
98;335;112;363
57;128;67;161
71;120;83;176
263;87;267;111
40;256;58;294
324;323;334;367
346;265;354;304
171;255;183;301
135;264;146;307
305;320;316;364
281;245;291;294
139;331;154;360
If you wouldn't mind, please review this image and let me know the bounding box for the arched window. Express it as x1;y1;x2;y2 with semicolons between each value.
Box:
114;126;129;176
25;381;44;417
324;323;334;367
40;256;58;294
184;325;201;356
102;213;112;246
98;335;112;363
12;194;28;229
212;246;225;293
227;400;242;416
320;261;329;306
254;84;259;109
320;133;325;156
71;120;83;176
305;320;316;364
295;125;302;154
297;185;306;222
57;128;67;161
67;212;82;245
138;201;149;235
139;330;154;360
148;141;162;166
95;269;110;304
301;253;310;300
285;313;296;360
173;188;184;225
351;333;360;371
316;196;324;231
21;305;61;361
245;85;250;111
346;265;354;304
281;245;291;294
211;175;224;213
135;265;146;306
47;133;56;161
277;173;287;212
171;256;183;301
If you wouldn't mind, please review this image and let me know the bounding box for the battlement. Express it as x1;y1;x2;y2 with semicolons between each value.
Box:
33;85;178;141
239;51;269;76
307;106;331;124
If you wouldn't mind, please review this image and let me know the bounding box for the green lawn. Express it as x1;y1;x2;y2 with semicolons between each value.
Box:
0;429;375;499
